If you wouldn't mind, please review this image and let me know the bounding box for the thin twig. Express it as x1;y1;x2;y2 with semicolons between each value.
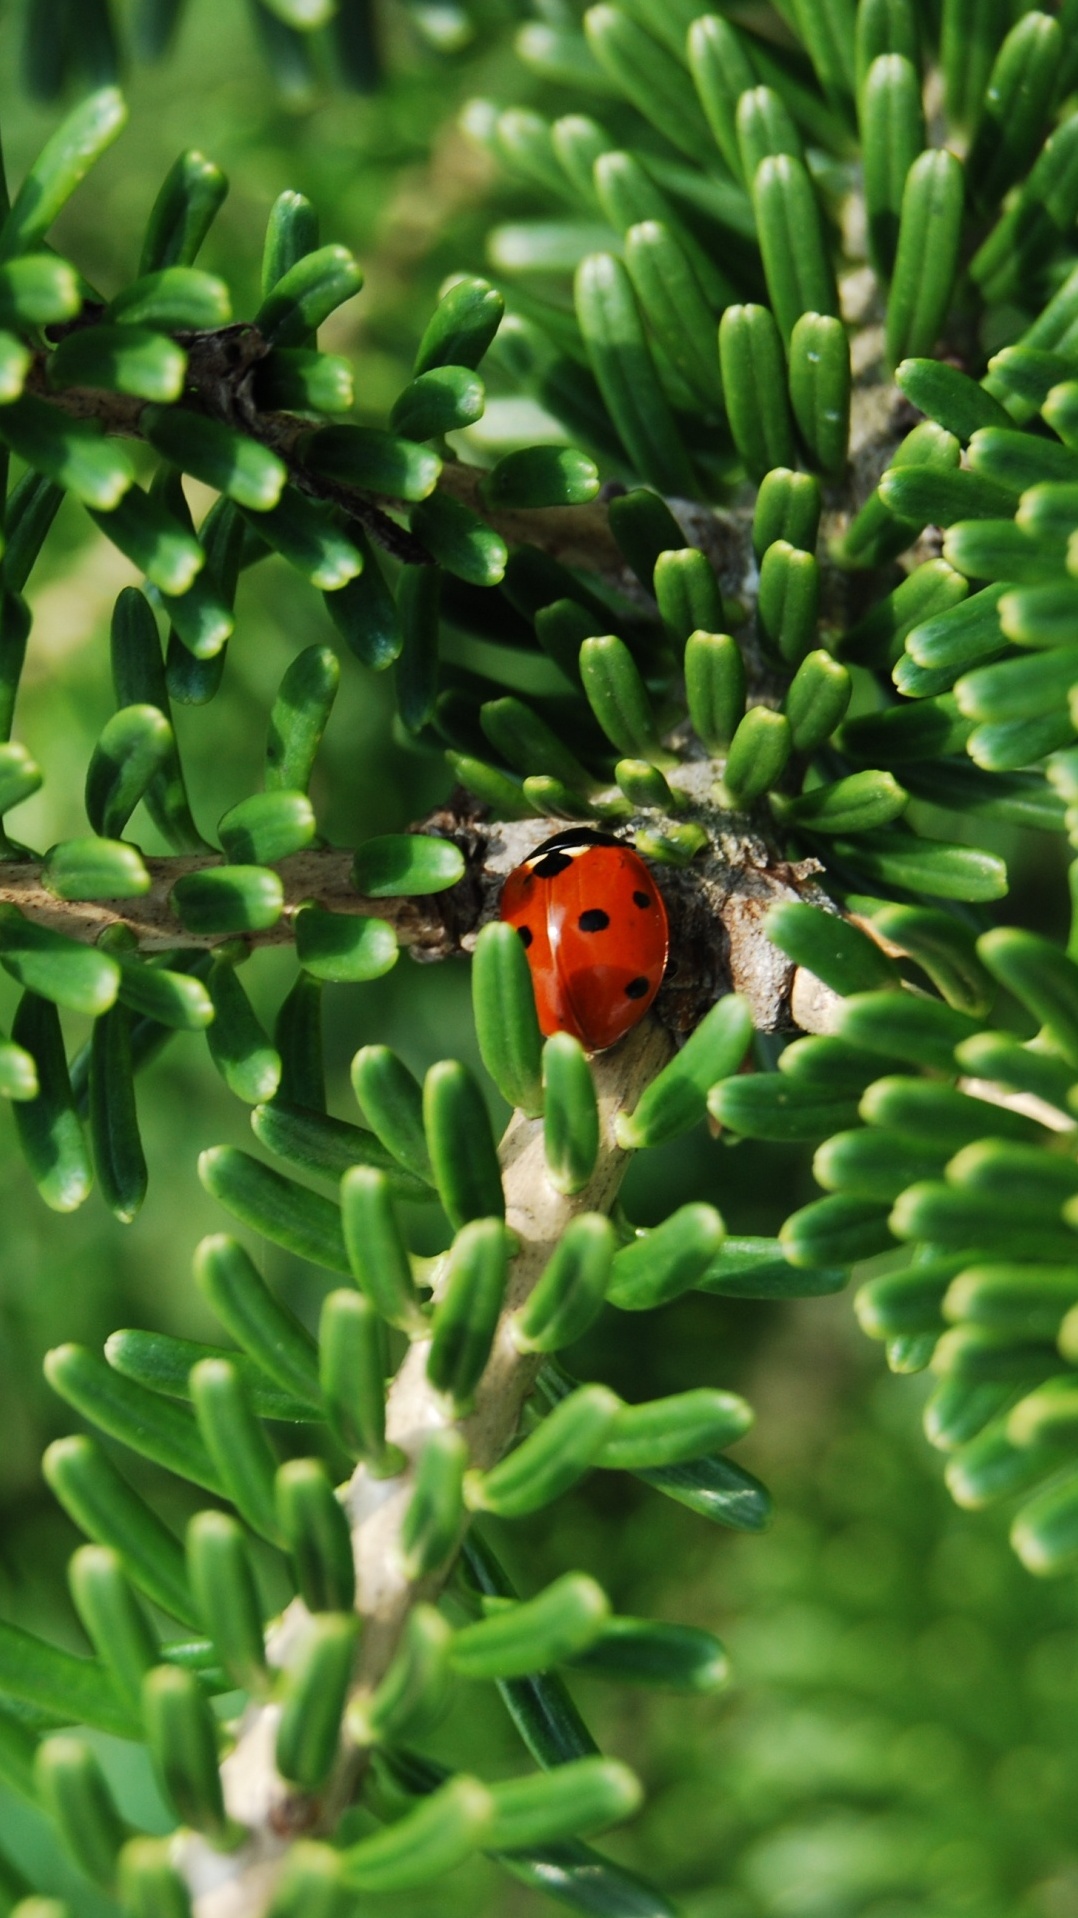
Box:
0;848;457;956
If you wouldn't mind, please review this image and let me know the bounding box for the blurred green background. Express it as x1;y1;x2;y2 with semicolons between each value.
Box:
1;5;1078;1914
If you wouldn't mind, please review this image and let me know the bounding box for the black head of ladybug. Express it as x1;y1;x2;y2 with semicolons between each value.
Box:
526;826;623;880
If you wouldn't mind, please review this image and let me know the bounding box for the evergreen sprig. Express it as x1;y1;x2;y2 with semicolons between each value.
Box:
4;0;1078;1913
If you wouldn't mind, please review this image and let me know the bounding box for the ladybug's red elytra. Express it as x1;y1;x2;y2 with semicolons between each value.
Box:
499;827;670;1052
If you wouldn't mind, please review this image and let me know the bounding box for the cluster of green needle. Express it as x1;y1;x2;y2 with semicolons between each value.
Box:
458;0;1078;1579
2;0;1078;1910
0;931;781;1917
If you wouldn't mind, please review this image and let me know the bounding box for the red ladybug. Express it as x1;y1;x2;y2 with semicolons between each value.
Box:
500;828;669;1052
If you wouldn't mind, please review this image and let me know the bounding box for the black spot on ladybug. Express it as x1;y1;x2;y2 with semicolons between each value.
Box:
625;976;649;999
633;890;652;909
532;850;573;879
517;925;533;949
578;908;610;933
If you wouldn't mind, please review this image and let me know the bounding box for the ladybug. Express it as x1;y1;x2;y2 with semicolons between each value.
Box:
500;827;669;1052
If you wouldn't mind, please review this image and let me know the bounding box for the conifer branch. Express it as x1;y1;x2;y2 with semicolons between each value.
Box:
0;793;840;1032
174;1016;672;1914
26;309;906;595
6;10;1071;1903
